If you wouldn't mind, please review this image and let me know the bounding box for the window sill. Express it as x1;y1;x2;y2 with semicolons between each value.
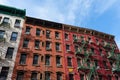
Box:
33;64;40;67
56;50;62;52
56;38;61;40
10;40;17;43
57;65;63;68
35;48;41;50
19;64;27;66
45;65;52;67
67;66;73;68
46;48;52;51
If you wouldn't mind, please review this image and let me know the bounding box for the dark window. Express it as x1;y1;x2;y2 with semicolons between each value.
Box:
77;58;81;66
16;71;24;80
25;27;31;34
40;73;42;80
46;41;51;50
0;30;5;39
3;17;9;23
66;44;70;51
56;43;60;51
69;74;74;80
75;46;78;51
103;61;107;69
57;73;62;80
73;34;77;39
80;74;84;80
36;28;41;36
19;54;27;64
35;40;40;49
55;32;60;39
46;30;51;38
98;75;102;80
90;75;94;80
115;76;118;80
14;19;21;28
67;57;72;67
94;60;98;67
31;72;37;80
65;33;68;40
45;55;50;65
5;47;14;59
41;56;44;62
56;56;61;66
33;54;39;65
108;75;111;80
45;72;50;80
23;39;29;48
0;67;9;80
91;48;94;53
10;32;18;41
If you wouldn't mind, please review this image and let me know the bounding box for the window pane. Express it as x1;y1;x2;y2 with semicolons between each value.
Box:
69;74;74;80
23;39;29;47
25;27;30;34
33;55;39;65
10;32;18;41
57;73;62;80
0;30;5;39
45;55;50;65
14;19;21;27
5;47;14;59
20;54;27;64
35;40;40;49
36;28;41;36
16;72;24;80
3;17;9;23
31;72;37;80
45;72;50;80
56;56;61;65
0;67;9;80
67;57;72;66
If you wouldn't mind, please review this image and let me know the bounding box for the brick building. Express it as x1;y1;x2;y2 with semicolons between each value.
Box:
12;17;65;80
0;5;119;80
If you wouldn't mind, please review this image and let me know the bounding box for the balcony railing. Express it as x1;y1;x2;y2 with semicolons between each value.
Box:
0;22;11;28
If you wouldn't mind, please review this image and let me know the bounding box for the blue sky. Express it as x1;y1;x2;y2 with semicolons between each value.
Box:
0;0;120;48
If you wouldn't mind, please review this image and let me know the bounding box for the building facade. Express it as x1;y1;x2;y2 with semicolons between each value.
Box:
63;25;120;80
0;4;119;80
12;17;66;80
0;5;25;80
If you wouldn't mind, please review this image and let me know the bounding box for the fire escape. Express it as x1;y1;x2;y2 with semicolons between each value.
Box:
73;35;120;80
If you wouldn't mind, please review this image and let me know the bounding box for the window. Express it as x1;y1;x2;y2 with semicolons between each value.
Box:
57;73;62;80
94;60;98;67
36;28;41;36
10;32;18;41
45;55;50;66
73;34;77;39
45;72;50;80
77;58;81;66
67;57;72;67
0;30;5;39
66;44;70;51
23;39;29;48
25;27;31;34
65;33;68;40
46;30;51;38
3;17;9;23
40;73;42;80
56;43;60;51
99;49;102;56
16;71;24;80
74;46;78;51
56;56;61;66
46;41;51;50
90;75;94;80
19;54;27;64
5;47;14;59
115;76;118;80
0;67;9;80
35;40;40;49
80;74;84;80
14;19;21;28
103;61;107;69
98;75;102;80
33;54;39;65
31;72;37;80
108;75;111;80
69;74;74;80
55;32;60;39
